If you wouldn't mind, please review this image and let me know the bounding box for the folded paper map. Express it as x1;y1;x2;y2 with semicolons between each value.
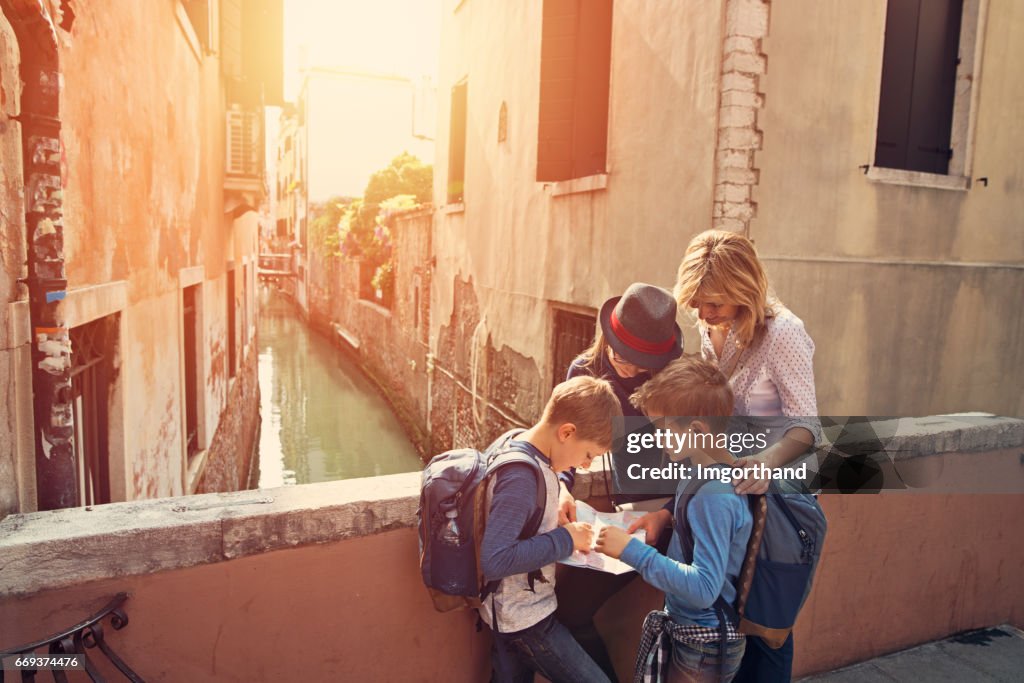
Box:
558;501;648;575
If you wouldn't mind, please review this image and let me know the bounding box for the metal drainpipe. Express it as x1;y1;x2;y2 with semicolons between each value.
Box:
17;35;76;509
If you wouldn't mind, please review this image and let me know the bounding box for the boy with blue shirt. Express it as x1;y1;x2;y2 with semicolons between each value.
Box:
480;375;623;683
597;358;752;682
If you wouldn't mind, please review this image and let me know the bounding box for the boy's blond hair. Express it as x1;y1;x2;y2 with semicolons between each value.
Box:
630;356;733;431
542;376;622;447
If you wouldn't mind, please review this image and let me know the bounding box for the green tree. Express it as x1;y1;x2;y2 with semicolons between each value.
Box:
364;152;432;206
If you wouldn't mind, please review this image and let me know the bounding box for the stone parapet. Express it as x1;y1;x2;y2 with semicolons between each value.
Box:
2;415;1021;598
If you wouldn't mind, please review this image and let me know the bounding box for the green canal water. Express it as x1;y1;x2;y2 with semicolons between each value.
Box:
256;285;423;486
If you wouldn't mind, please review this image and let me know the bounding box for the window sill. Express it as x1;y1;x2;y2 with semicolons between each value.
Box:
547;173;608;197
442;202;465;214
866;167;970;192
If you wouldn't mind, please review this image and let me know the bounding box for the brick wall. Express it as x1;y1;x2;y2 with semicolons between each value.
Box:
713;0;770;234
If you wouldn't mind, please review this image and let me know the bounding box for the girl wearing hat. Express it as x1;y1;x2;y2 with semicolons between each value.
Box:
674;229;820;683
554;282;683;682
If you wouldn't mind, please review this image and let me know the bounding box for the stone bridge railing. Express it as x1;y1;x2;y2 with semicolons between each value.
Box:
1;416;1022;681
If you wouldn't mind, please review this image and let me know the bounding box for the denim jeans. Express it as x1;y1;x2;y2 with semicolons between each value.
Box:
491;612;612;683
666;637;746;683
732;633;793;683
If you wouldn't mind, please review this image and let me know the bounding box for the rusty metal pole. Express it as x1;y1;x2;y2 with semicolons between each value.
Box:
9;3;77;510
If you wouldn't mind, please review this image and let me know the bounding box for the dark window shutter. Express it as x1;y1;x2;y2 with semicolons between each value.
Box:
448;82;468;203
537;0;612;182
538;0;580;182
572;0;612;178
875;0;962;174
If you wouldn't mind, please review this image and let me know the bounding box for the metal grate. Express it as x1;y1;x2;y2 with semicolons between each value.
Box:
551;308;596;388
70;316;116;507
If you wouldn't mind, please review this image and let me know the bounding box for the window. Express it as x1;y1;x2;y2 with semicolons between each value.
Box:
182;1;216;53
70;315;118;506
447;80;468;203
227;268;237;378
183;285;202;459
537;0;613;182
551;308;596;388
874;0;963;174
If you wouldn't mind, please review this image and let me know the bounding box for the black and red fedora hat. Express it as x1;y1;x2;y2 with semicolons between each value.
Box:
599;283;683;370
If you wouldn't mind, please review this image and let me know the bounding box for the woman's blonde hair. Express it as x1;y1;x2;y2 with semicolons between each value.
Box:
674;230;775;348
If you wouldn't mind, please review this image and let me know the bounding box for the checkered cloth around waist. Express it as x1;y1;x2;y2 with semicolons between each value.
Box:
633;610;742;683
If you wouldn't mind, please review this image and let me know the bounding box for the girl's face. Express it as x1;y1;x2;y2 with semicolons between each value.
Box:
689;296;740;328
606;345;646;379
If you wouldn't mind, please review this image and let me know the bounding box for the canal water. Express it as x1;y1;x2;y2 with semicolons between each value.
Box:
256;285;423;486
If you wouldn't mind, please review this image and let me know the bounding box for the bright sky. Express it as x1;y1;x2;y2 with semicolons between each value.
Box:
283;0;442;102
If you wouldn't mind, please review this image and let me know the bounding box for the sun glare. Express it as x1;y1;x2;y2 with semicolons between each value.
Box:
284;0;441;100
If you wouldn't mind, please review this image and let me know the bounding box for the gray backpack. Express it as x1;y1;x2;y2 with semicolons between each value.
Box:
417;429;547;612
676;469;827;650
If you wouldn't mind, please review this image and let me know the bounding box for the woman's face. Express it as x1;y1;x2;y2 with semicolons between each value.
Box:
606;345;646;379
690;297;740;328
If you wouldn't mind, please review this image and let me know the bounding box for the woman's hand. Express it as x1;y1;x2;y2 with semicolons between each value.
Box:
557;485;577;525
734;427;815;494
627;509;672;545
595;526;631;559
731;455;771;495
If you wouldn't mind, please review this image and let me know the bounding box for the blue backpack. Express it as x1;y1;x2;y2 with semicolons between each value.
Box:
417;429;547;612
675;468;827;650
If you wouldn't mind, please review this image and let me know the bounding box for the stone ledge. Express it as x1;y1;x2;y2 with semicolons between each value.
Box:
0;472;421;597
1;417;1020;597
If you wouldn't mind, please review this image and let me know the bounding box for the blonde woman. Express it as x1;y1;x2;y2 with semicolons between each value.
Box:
674;229;820;682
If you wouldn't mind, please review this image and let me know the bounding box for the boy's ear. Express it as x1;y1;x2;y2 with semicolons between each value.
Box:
689;419;710;435
557;422;577;443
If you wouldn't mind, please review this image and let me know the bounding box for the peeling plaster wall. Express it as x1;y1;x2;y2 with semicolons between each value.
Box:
197;336;261;493
0;0;262;506
431;0;724;435
752;1;1024;416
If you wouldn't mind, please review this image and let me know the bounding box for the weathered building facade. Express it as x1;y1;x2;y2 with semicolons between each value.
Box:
0;0;281;518
411;0;1023;453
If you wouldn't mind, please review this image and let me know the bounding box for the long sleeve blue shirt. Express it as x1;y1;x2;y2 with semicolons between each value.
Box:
620;479;752;627
479;451;574;583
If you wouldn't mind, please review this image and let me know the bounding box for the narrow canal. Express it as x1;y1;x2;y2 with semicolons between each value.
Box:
256;284;423;486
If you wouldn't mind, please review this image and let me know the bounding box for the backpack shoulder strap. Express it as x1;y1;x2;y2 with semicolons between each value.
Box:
734;493;767;618
487;441;547;539
476;440;549;616
672;469;720;565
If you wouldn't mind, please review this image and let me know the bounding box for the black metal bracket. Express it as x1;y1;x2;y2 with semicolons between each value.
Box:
0;593;145;682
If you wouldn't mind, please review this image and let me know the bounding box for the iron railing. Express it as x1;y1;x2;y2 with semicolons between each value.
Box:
0;593;144;682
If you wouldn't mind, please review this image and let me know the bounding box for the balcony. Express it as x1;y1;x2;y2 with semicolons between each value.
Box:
1;416;1022;681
